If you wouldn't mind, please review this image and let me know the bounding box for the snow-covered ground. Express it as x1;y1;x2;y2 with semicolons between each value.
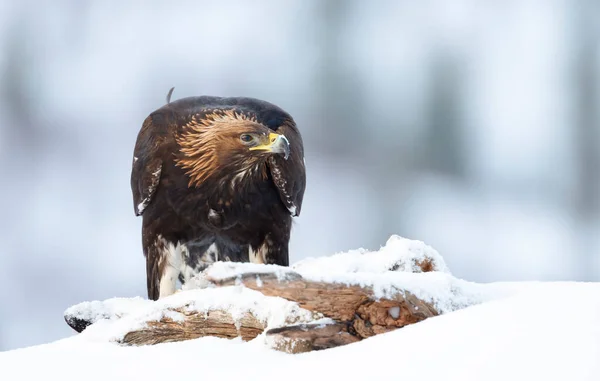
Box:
1;236;599;380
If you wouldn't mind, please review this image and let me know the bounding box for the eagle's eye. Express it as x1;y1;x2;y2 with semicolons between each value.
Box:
240;134;255;144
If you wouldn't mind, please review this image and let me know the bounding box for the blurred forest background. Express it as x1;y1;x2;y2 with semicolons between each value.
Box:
0;0;598;351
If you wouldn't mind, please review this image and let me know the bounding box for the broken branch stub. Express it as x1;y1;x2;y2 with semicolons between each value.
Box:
265;323;361;354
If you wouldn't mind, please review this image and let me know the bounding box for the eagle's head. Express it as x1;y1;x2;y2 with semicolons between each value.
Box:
175;109;291;188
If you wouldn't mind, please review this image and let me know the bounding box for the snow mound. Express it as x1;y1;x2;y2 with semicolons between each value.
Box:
4;282;600;381
293;234;450;274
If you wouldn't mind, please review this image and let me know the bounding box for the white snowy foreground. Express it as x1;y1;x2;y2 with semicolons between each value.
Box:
1;236;599;381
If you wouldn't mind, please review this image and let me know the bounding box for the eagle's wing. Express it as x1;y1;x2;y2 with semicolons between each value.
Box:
131;115;164;216
267;122;306;217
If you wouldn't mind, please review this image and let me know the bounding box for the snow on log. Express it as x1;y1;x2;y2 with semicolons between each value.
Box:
64;286;324;347
64;236;489;353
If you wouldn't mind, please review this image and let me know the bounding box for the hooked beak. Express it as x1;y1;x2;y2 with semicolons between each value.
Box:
249;132;290;160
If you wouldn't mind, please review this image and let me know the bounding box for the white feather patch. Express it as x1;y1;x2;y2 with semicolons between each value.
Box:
248;243;267;264
158;236;186;299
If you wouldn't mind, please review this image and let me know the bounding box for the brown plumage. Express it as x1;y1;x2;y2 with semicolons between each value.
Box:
130;93;306;300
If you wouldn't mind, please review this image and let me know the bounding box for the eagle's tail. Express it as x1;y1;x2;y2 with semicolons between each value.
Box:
145;240;162;301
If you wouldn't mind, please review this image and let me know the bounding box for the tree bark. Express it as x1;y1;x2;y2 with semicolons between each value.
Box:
204;272;438;337
122;309;264;346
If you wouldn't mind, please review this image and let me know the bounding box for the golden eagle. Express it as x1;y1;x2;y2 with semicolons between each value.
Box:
130;92;306;300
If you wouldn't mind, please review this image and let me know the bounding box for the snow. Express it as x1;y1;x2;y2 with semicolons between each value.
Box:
2;235;599;380
64;297;150;327
388;306;400;319
191;236;494;314
293;235;450;274
1;282;599;380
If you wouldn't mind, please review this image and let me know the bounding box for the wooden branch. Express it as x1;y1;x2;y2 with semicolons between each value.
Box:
205;272;438;338
122;309;264;346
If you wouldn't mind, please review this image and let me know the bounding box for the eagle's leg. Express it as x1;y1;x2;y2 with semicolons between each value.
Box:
249;231;289;266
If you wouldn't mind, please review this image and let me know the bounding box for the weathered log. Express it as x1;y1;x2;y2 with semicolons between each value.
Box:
205;272;438;338
65;268;439;353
